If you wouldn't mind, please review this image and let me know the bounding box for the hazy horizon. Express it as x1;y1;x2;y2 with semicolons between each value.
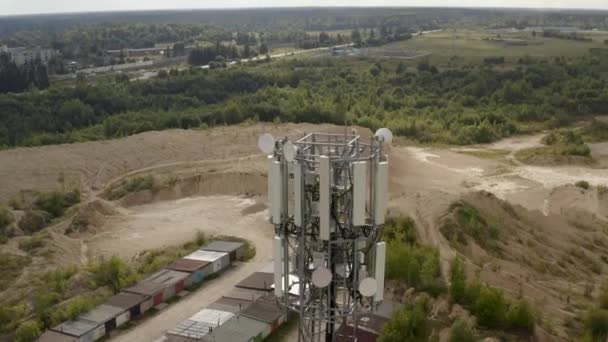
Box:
2;1;608;17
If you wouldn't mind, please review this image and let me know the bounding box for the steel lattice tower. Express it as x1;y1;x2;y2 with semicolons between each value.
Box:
261;128;391;342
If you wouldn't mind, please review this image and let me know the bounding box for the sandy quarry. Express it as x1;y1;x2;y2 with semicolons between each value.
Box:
0;123;607;341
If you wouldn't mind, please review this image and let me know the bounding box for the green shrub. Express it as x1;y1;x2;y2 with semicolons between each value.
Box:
34;190;80;218
473;285;507;329
449;319;476;342
598;185;608;196
446;203;500;250
0;205;13;230
575;180;590;190
50;295;100;326
0;304;27;333
15;320;42;342
89;256;137;293
0;252;31;290
18;210;52;234
379;299;430;342
449;258;467;304
108;175;156;200
383;216;417;245
386;241;444;295
506;300;535;331
18;233;48;253
585;308;608;341
41;265;79;294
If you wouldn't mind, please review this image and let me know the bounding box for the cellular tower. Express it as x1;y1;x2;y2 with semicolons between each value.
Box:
259;127;392;342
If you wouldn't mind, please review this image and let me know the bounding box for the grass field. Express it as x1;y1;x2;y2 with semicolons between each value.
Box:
382;29;608;65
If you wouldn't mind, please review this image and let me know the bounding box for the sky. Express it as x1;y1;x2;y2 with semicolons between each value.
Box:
2;0;607;16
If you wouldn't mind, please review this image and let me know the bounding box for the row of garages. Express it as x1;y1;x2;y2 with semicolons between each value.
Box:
166;265;285;342
38;241;246;342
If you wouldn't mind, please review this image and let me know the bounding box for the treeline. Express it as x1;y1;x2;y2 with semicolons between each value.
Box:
1;49;608;147
0;54;49;93
542;29;593;42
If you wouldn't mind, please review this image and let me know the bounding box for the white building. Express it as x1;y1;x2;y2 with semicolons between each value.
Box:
0;45;56;66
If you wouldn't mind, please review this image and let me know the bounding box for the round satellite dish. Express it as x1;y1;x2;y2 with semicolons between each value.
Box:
283;141;298;162
312;267;332;288
359;277;378;297
258;133;275;154
375;128;393;144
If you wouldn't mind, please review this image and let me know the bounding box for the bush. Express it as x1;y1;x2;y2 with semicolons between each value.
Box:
0;252;31;291
18;210;52;234
34;190;80;218
89;256;137;293
585;308;608;341
50;295;101;326
575;180;590;190
449;258;467;304
15;320;41;342
379;299;430;342
0;205;13;230
108;175;156;200
18;234;47;253
449;319;476;342
598;185;608;196
506;300;535;331
473;285;507;329
0;304;27;333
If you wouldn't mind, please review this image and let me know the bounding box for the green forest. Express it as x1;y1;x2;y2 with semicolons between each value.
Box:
1;47;607;148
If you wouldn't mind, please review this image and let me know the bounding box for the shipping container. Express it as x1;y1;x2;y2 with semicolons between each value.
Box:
51;318;105;342
124;281;167;307
208;296;253;314
143;269;190;302
166;319;215;342
235;272;274;291
185;250;229;274
200;240;245;262
201;315;271;342
240;295;285;332
166;308;234;342
105;292;151;318
223;287;265;302
168;258;213;287
79;304;129;334
37;330;77;342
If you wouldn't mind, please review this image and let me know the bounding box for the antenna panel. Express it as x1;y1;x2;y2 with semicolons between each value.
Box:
373;161;388;225
294;164;303;227
319;156;330;241
274;236;283;296
270;160;283;225
374;241;386;302
352;161;367;226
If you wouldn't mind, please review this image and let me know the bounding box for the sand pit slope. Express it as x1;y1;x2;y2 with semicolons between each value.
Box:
0;123;372;204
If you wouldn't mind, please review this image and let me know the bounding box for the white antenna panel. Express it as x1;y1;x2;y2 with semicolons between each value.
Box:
270;160;283;225
373;161;388;225
319;156;330;241
267;156;274;222
274;236;283;296
352;161;367;226
374;241;386;302
294;165;303;227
